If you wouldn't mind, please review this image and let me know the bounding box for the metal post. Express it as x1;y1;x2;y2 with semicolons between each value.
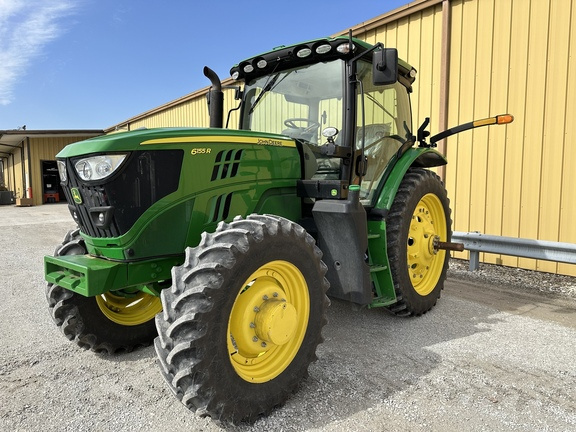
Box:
469;251;480;271
437;0;451;182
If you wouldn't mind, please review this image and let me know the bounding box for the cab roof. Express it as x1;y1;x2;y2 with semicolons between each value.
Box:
230;35;416;91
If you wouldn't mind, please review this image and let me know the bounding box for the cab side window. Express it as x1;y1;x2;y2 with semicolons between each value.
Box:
356;61;412;202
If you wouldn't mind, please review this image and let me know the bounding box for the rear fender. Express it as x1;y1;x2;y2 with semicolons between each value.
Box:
374;147;446;212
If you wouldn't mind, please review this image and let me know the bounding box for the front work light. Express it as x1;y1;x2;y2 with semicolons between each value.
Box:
57;160;67;182
74;154;127;181
315;44;332;54
296;47;312;58
336;42;355;54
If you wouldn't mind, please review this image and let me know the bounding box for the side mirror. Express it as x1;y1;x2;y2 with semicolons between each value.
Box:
372;48;398;86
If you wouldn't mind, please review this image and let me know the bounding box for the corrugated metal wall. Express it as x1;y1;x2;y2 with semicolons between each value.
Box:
356;3;444;134
2;154;17;196
28;137;84;206
12;149;24;199
105;0;576;276
443;0;576;276
125;88;240;130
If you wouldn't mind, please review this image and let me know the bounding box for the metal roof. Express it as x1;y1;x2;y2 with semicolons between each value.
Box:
0;129;103;156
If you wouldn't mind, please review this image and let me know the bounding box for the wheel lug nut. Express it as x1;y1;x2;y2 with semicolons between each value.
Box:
262;295;269;300
250;322;255;328
273;292;278;297
261;342;267;348
252;336;258;342
254;306;260;312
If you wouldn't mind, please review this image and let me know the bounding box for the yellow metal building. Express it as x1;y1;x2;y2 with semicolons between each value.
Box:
0;130;103;206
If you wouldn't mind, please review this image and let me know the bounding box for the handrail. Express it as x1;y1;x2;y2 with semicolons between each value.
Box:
451;231;576;271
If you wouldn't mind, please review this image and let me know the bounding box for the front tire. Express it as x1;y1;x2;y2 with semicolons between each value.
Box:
386;168;451;316
154;215;329;424
46;229;162;354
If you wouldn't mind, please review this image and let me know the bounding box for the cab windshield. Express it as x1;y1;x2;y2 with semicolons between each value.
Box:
241;60;344;144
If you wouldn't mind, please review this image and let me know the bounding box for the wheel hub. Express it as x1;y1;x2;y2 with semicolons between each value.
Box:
407;193;447;296
408;205;438;273
228;279;299;356
254;299;298;346
227;260;310;383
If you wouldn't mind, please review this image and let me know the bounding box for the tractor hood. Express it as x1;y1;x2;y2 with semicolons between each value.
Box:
56;127;297;158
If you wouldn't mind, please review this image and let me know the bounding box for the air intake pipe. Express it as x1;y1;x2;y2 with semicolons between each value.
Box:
203;66;224;129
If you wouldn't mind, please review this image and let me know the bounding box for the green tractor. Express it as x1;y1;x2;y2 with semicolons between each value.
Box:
44;35;512;423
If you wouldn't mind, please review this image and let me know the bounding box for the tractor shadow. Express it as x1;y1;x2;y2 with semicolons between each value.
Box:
233;291;505;431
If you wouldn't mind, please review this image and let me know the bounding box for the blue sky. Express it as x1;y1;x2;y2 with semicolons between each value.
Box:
0;0;408;130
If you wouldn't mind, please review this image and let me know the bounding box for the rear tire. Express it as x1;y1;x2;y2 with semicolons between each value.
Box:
155;215;329;424
386;168;451;316
46;229;161;354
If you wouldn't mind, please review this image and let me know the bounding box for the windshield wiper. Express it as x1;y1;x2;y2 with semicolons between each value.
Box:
248;70;291;114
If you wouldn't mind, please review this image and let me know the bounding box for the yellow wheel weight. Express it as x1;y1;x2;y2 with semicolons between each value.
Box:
227;260;310;383
407;193;448;296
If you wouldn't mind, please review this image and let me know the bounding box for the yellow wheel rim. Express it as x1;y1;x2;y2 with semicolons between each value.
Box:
407;193;447;296
96;291;162;326
227;260;310;383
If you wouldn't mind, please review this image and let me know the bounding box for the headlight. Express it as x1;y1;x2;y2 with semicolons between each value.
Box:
57;160;67;182
74;154;127;181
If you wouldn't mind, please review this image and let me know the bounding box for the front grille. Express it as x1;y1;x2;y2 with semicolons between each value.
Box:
62;182;119;237
63;150;184;238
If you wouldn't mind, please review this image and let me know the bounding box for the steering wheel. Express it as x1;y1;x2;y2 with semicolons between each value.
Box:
284;118;321;133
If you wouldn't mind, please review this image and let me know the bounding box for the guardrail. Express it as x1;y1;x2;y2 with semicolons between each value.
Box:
451;231;576;271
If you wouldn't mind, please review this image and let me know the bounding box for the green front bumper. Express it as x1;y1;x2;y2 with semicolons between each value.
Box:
44;254;183;297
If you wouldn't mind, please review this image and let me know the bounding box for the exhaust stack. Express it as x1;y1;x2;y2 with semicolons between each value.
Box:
203;66;224;129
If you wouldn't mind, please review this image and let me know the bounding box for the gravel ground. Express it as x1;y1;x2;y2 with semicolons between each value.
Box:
449;259;576;299
1;203;575;431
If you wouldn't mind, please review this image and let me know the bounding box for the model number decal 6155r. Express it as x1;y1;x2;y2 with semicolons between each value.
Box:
191;148;211;155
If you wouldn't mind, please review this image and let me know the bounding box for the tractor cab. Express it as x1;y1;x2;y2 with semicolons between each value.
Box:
230;36;416;205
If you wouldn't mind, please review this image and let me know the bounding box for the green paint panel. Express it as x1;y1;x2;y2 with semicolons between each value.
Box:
45;254;182;296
